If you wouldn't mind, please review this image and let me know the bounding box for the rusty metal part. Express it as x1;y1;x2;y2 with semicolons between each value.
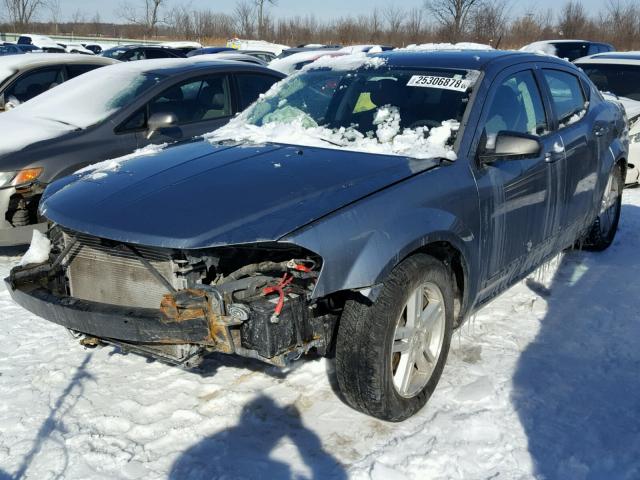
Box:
160;287;242;354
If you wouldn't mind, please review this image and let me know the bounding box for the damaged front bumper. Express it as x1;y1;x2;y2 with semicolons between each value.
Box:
6;259;333;367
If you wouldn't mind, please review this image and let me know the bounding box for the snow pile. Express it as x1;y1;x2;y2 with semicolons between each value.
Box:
402;42;493;51
520;41;557;56
207;106;458;160
75;143;168;179
19;229;51;266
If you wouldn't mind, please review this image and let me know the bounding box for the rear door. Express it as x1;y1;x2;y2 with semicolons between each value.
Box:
472;66;565;298
539;68;599;236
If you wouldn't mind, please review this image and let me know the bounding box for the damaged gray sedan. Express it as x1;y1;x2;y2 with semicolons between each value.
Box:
7;50;627;420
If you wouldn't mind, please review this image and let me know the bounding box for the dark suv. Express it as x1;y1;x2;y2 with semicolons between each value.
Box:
8;50;627;421
101;45;186;61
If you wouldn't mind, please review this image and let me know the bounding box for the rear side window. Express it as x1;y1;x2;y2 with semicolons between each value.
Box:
484;70;548;137
121;49;145;61
542;70;587;127
148;75;232;124
5;67;65;104
67;64;101;79
17;36;31;45
236;74;280;110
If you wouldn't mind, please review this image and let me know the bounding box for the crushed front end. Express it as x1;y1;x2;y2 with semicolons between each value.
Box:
6;227;337;367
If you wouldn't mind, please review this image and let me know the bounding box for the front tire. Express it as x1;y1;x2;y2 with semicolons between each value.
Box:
335;254;454;421
583;164;623;251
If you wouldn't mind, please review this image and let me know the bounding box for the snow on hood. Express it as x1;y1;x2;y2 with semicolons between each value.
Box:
520;42;557;56
74;143;168;180
402;42;493;51
0;112;75;157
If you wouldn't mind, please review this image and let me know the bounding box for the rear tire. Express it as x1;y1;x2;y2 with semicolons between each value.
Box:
583;164;623;251
335;254;454;421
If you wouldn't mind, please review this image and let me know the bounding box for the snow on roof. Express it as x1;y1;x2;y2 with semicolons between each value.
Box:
227;39;289;56
161;41;202;49
268;50;346;74
301;51;387;72
401;42;493;51
520;42;557;56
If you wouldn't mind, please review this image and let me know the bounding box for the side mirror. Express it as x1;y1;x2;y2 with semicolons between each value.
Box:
146;112;178;139
479;131;542;164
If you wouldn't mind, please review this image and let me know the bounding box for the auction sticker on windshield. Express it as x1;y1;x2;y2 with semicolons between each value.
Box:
407;75;471;92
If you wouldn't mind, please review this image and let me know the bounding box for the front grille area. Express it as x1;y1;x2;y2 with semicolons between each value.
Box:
64;232;187;309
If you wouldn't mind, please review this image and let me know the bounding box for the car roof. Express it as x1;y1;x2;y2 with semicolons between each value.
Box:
575;52;640;63
0;53;118;70
372;49;563;71
97;57;283;77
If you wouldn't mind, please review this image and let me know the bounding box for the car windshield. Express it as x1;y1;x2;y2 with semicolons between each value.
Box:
580;63;640;101
14;65;165;128
209;61;477;160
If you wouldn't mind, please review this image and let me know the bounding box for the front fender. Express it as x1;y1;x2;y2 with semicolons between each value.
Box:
282;164;481;301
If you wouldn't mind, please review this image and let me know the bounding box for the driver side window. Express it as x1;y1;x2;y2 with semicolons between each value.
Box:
485;70;548;141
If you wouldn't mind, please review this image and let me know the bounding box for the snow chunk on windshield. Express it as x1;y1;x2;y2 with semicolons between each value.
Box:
19;230;51;266
402;42;493;52
207;108;458;161
75;143;168;180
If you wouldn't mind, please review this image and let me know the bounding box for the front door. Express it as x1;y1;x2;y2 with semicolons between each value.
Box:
472;67;565;301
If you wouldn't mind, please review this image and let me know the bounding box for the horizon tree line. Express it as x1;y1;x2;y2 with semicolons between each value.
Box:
2;0;640;50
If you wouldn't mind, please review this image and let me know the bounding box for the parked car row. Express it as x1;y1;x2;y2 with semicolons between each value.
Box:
2;47;629;422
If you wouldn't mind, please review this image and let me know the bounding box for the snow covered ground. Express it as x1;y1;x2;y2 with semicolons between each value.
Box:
1;189;639;480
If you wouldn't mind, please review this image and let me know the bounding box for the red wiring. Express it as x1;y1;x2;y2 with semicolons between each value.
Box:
263;273;294;317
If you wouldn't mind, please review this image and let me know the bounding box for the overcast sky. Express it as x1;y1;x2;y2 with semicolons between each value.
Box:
54;0;604;23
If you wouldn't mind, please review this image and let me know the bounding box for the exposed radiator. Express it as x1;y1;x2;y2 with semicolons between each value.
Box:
64;232;186;309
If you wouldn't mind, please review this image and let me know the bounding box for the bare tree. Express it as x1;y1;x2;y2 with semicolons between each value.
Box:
255;0;277;38
383;5;405;40
120;0;164;36
405;7;425;43
48;0;61;34
424;0;486;42
3;0;47;28
558;0;592;38
470;0;508;46
234;0;255;38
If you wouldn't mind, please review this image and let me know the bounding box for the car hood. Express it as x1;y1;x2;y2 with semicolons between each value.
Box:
42;139;442;249
0;112;78;158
